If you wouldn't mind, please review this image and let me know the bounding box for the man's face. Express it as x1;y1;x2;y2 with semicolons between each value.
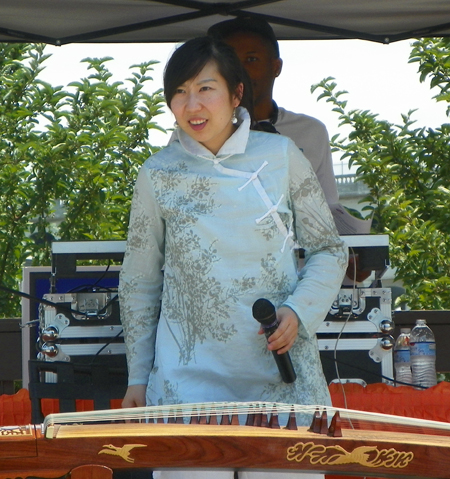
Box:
224;31;282;107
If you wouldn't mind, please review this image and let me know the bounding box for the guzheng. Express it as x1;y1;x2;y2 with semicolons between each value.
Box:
2;402;450;479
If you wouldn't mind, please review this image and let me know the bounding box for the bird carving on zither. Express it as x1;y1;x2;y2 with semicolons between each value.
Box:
98;444;147;463
328;445;379;466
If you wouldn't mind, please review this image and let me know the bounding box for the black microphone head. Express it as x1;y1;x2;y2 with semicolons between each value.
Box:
252;298;276;326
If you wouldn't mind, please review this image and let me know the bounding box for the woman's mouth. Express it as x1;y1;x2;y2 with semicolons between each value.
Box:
189;119;207;131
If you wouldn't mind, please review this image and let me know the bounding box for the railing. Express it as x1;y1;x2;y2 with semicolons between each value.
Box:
335;174;357;185
335;174;369;198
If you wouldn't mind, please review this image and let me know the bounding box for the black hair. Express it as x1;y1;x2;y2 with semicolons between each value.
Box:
207;17;280;59
164;36;254;122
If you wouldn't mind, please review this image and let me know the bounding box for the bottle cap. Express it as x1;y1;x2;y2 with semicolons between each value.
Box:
400;328;411;333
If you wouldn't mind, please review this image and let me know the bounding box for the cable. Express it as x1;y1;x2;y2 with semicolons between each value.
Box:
1;284;86;317
323;354;422;386
89;328;124;366
1;283;118;320
67;261;113;293
333;246;358;413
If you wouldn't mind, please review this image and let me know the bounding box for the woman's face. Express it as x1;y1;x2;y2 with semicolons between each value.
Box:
170;61;243;155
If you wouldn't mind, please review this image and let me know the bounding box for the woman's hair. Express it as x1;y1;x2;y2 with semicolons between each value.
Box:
164;36;254;121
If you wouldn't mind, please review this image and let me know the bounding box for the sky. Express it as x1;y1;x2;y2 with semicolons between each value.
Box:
38;39;449;175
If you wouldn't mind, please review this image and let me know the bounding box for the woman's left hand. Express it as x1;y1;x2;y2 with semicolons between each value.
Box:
258;306;299;354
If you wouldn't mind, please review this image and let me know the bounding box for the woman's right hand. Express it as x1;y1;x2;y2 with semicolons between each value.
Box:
122;384;146;408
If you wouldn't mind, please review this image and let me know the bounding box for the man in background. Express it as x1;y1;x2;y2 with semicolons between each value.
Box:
209;17;371;283
208;17;339;207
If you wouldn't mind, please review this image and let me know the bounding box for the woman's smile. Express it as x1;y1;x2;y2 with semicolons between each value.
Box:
189;118;208;131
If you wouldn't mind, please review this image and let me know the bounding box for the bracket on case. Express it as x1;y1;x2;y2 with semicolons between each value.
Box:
329;289;366;318
367;308;395;362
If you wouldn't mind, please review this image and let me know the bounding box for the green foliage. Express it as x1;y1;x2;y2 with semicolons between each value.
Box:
0;44;165;317
312;38;450;310
410;38;450;115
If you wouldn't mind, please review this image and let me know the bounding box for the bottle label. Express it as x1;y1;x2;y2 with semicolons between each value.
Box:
394;350;410;363
410;342;436;357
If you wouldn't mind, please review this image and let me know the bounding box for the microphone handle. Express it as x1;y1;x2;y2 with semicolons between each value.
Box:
263;326;297;384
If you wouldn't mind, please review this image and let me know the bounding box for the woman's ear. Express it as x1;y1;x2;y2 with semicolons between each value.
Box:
234;83;244;107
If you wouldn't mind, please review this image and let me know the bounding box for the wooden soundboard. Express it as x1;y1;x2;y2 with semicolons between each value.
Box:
1;402;450;479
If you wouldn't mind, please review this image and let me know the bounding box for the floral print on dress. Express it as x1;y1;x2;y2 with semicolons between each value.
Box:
119;107;347;410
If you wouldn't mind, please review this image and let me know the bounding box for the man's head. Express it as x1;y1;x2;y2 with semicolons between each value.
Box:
208;17;282;118
208;17;280;57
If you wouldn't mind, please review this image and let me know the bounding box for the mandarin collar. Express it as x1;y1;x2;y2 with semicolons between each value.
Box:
173;107;251;162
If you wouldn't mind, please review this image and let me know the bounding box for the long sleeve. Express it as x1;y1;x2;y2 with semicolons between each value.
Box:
282;139;348;338
119;164;165;386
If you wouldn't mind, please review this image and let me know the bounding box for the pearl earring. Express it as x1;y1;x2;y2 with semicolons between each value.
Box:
231;109;238;125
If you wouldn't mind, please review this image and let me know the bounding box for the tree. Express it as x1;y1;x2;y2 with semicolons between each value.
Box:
0;43;165;317
312;38;450;309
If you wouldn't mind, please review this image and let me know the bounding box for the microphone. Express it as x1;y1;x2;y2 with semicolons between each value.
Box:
252;298;297;384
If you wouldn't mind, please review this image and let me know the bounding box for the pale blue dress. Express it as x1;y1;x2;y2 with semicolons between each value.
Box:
119;107;348;417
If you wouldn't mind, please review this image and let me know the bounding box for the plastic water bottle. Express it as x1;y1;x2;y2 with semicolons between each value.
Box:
393;328;413;387
410;319;437;389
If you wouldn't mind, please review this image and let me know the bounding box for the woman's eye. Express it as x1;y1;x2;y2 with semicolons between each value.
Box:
175;88;185;94
246;56;258;63
200;86;212;91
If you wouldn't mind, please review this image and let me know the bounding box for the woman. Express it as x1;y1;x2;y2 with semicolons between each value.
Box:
119;36;348;479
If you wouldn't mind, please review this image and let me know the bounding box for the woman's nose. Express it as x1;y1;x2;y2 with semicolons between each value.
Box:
186;93;201;111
